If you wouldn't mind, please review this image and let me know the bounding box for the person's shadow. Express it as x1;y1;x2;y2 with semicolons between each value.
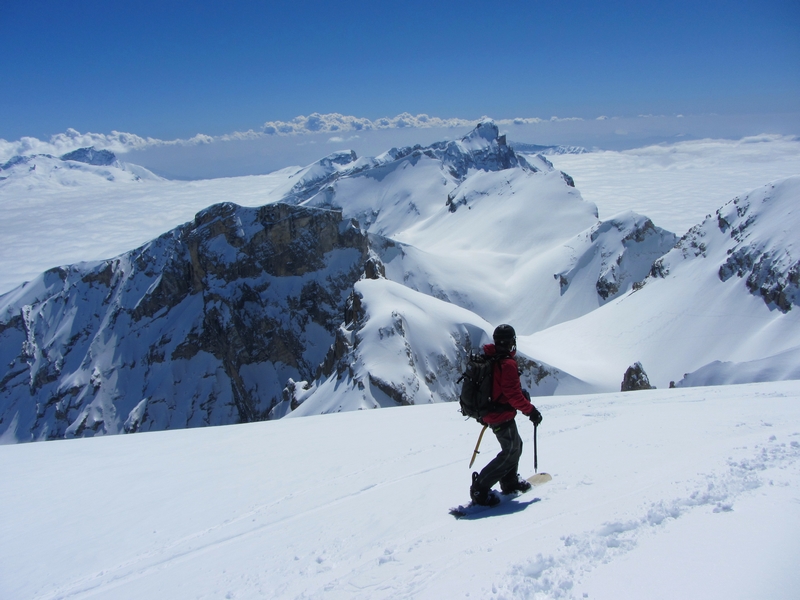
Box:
451;497;541;520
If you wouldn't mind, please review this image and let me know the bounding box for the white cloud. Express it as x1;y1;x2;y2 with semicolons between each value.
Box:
259;112;596;136
327;135;361;144
261;112;475;136
0;128;154;162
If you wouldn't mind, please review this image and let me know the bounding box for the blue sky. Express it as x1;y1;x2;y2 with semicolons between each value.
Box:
1;0;798;176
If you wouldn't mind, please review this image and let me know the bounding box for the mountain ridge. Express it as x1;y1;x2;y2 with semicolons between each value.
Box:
1;124;798;442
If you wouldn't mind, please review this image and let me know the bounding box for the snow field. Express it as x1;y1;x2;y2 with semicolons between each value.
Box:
2;380;798;599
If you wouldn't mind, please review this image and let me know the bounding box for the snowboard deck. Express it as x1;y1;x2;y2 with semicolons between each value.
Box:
449;472;551;519
526;472;552;486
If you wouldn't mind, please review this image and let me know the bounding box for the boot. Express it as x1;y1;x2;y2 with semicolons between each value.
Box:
500;473;532;495
470;472;500;506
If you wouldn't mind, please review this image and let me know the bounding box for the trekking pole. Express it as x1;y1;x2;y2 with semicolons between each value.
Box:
534;423;539;473
469;425;488;468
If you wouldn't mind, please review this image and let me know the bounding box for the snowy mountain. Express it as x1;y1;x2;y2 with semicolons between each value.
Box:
0;147;161;188
0;123;799;442
525;175;800;391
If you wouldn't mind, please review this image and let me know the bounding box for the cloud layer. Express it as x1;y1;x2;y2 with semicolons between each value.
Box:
3;112;797;177
0;113;594;162
260;112;593;136
261;112;473;135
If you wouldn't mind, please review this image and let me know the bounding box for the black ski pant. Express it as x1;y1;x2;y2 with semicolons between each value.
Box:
475;419;523;490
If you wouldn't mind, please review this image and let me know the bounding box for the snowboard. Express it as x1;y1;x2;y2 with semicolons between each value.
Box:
449;472;551;519
526;472;552;486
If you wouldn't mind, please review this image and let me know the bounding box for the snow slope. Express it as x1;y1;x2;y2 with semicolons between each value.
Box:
273;278;591;420
290;123;676;334
525;176;800;390
1;380;798;599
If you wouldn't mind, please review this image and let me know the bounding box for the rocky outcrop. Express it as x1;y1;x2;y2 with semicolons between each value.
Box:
621;362;654;392
0;203;378;441
715;192;800;312
423;121;534;180
60;147;117;166
555;212;678;304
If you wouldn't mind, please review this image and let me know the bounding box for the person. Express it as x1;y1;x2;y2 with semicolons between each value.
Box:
470;324;544;506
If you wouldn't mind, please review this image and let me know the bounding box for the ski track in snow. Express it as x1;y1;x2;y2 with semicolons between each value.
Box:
497;433;800;599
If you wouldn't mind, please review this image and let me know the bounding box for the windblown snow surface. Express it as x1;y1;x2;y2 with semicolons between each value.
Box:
1;382;799;599
2;132;800;598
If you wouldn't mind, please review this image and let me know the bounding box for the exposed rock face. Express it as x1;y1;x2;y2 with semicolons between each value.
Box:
429;121;532;179
716;193;800;312
0;203;376;441
60;147;117;166
1;155;40;171
555;212;678;304
621;362;654;392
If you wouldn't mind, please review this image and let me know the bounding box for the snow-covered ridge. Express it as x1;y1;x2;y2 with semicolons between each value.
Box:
651;176;800;312
526;175;800;391
1;123;799;442
556;211;677;302
281;120;540;206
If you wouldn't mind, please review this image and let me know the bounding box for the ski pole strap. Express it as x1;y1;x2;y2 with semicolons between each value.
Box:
469;424;489;468
534;423;539;473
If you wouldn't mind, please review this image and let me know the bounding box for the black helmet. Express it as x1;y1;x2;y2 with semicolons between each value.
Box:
493;324;516;353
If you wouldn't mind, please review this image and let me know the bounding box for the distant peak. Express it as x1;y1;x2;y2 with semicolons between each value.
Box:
60;147;117;166
324;150;358;166
463;120;499;144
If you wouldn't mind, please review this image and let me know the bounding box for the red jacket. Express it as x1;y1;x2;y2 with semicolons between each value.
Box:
481;343;535;425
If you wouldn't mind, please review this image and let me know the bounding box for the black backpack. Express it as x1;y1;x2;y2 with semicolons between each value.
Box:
457;353;500;420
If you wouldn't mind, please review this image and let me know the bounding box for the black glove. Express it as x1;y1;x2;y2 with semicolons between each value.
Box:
529;406;543;426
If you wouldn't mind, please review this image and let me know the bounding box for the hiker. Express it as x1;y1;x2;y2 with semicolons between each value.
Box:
470;324;543;507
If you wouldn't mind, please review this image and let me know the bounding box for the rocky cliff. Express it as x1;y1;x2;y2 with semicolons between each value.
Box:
0;202;376;440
